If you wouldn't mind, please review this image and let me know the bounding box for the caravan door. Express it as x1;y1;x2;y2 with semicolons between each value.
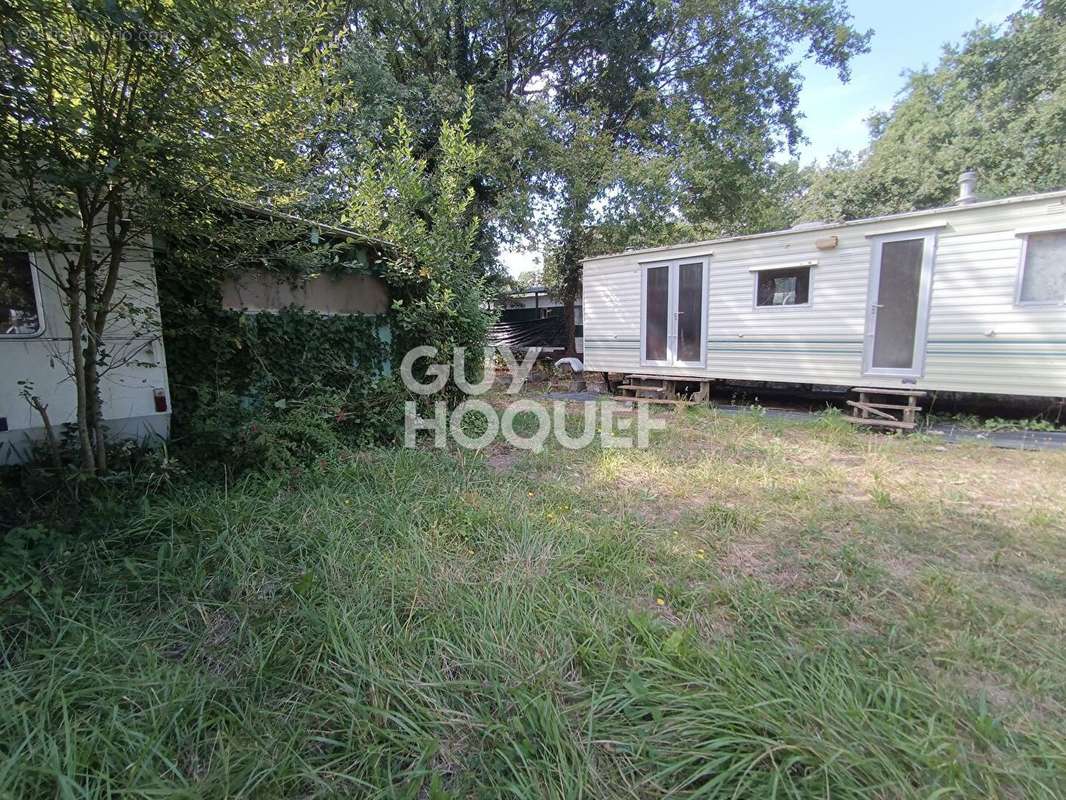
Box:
863;230;939;378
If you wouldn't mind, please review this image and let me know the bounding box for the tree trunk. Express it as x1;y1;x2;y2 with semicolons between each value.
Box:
86;193;129;474
84;342;107;473
82;241;106;473
562;299;576;357
27;396;63;470
83;189;129;474
557;222;584;358
69;235;95;473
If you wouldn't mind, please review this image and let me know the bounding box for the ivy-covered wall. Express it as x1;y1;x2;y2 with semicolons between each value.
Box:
161;303;392;415
155;211;404;455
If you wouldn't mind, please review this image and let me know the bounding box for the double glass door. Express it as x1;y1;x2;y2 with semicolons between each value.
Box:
641;259;708;368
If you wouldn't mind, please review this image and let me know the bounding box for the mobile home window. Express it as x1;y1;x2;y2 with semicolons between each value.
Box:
755;266;811;307
1;250;42;336
1018;231;1066;305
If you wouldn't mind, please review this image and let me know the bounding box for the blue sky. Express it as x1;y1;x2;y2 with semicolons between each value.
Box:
795;0;1024;163
502;0;1025;276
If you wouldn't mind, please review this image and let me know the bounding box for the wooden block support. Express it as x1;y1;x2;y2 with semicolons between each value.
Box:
842;416;914;430
611;397;694;406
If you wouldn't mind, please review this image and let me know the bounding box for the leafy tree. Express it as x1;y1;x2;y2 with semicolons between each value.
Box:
295;1;606;276
297;1;869;355
530;0;871;353
586;160;811;257
342;91;491;374
0;0;328;473
513;270;543;289
795;0;1066;222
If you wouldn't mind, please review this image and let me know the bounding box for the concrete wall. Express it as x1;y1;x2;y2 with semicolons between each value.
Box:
220;270;390;315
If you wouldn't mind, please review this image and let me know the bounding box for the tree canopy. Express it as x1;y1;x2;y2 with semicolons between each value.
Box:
469;0;872;351
794;0;1066;222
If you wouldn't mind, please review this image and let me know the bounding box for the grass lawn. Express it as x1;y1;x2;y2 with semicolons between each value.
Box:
2;402;1066;797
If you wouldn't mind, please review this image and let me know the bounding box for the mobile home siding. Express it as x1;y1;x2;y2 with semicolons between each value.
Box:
582;193;1066;397
1;223;171;463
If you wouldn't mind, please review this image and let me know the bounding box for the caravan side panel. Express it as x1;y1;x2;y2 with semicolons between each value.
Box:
582;257;644;372
1;221;171;464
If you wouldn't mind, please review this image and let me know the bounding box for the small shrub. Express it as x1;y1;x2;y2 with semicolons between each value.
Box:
0;522;67;596
0;441;185;598
924;412;1066;433
179;380;406;476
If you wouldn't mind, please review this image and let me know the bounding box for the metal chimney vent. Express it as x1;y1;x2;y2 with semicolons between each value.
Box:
957;170;978;205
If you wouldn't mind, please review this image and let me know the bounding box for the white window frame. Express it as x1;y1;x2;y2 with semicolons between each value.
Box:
0;249;46;339
861;228;939;379
750;260;817;311
1014;227;1066;307
639;256;710;369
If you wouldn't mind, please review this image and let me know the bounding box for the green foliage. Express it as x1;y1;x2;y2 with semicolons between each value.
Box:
179;386;404;475
529;0;870;349
0;521;68;597
978;416;1065;433
232;311;390;397
155;208;404;467
0;0;338;472
342;92;492;369
165;306;399;454
513;270;543;290
304;1;869;296
160;282;391;413
236;394;347;472
0;0;332;200
795;1;1066;222
927;413;1066;433
0;441;185;594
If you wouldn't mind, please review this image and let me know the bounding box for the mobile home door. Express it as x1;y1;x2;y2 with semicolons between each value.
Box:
640;258;708;369
863;230;938;378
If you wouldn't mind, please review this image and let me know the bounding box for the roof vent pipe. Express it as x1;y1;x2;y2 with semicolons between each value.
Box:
957;170;978;205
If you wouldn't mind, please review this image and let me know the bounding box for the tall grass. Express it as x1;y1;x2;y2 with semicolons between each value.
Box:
2;417;1065;798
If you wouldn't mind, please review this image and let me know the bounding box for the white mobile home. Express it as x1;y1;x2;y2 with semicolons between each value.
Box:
582;184;1066;400
0;232;171;465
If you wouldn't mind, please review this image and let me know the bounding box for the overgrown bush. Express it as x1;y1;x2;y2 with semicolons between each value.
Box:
179;381;405;475
159;302;405;477
2;99;493;569
343;91;494;394
0;442;185;594
153;203;409;466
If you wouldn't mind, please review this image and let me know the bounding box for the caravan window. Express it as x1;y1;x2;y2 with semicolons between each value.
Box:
1;250;42;336
1017;231;1066;305
754;265;811;307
